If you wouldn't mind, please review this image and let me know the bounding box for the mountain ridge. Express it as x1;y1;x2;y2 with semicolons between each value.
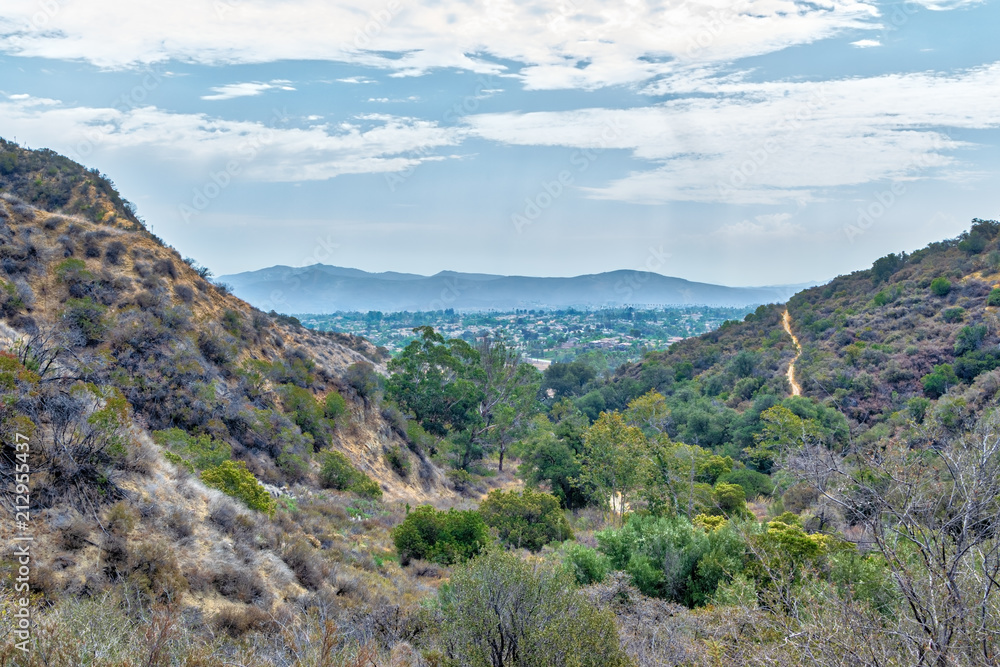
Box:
220;264;816;313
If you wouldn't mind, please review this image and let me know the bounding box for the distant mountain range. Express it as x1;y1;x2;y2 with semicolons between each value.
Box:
218;265;815;314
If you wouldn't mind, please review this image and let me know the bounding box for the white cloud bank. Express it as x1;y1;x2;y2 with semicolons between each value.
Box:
0;0;880;90
463;63;1000;204
0;95;464;181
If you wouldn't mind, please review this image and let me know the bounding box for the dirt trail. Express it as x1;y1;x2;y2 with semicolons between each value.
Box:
782;309;802;397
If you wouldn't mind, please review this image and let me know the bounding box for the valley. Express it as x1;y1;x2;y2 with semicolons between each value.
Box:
2;138;1000;666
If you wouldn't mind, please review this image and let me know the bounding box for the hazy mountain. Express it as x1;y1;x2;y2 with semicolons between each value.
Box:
219;264;814;313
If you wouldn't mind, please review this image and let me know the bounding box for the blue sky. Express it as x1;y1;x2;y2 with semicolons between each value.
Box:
1;0;998;286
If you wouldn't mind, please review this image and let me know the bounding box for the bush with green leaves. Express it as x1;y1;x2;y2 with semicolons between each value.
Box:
278;383;330;448
318;450;381;498
561;543;611;585
152;428;231;472
440;549;631;667
930;277;952;296
200;460;276;516
922;363;959;399
63;296;109;345
941;307;966;323
391;505;488;565
596;513;746;607
988;288;1000;307
384;445;411;478
717;468;774;498
478;489;573;551
323;390;348;422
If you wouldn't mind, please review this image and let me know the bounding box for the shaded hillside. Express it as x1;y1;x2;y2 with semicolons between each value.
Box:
220;263;808;313
0;141;468;645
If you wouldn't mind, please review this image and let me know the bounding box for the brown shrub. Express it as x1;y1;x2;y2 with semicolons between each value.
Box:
211;564;268;604
61;516;92;551
282;538;328;591
213;604;273;637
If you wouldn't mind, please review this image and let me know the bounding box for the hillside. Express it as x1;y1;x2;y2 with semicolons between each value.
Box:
0;141;481;657
584;219;1000;452
219;263;809;313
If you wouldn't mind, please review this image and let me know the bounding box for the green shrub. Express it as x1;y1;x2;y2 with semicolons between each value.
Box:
318;450;382;498
941;307;966;323
988;288;1000;307
0;279;24;316
391;505;489;565
384;445;411;478
279;384;330;448
930;277;952;297
201;460;276;515
323;390;348;422
345;361;380;399
562;543;611;585
441;549;631;667
479;488;573;551
922;363;959;399
597;514;746;606
954;324;988;356
63;297;109;345
717;468;774;497
712;482;749;518
152;428;231;471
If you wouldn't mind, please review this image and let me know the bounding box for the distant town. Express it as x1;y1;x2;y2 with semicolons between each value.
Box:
299;306;757;372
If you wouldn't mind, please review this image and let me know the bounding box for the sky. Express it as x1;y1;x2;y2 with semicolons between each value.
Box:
1;0;998;287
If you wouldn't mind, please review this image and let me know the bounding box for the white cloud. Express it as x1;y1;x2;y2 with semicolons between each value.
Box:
851;39;882;47
909;0;984;9
0;96;464;181
0;0;880;90
336;76;377;84
201;80;296;101
716;213;803;239
463;64;1000;204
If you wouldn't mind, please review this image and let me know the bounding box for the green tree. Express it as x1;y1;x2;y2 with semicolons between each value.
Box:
479;489;573;551
387;326;481;438
744;405;824;473
440;549;631;667
517;403;589;509
387;328;539;470
577;411;649;526
623;389;671;435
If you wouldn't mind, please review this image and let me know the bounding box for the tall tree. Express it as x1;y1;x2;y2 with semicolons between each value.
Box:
577;411;649;526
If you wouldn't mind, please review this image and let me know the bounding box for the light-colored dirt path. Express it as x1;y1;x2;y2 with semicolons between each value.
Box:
782;309;802;397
